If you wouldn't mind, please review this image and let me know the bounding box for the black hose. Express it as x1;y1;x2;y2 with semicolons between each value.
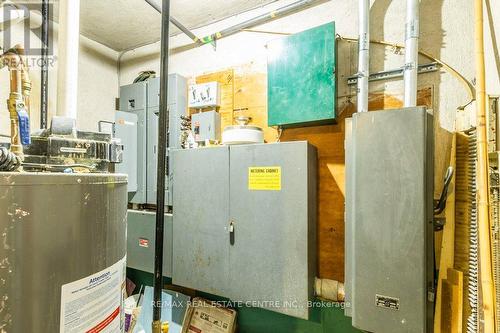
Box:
40;0;49;129
153;0;170;325
0;147;21;171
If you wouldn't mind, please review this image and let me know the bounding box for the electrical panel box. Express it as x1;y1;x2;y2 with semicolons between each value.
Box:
171;141;317;320
126;210;172;277
116;74;187;206
267;22;336;127
188;81;221;108
345;107;434;333
115;111;138;192
191;111;221;143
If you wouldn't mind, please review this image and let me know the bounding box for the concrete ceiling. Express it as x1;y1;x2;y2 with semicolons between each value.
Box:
73;0;277;51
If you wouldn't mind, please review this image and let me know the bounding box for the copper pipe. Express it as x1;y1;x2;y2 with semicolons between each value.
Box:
11;44;32;119
2;51;25;160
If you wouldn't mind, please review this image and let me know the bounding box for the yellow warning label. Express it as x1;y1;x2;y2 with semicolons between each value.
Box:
248;166;281;191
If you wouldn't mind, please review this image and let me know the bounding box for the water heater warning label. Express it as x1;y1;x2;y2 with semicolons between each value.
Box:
60;256;126;333
248;166;281;191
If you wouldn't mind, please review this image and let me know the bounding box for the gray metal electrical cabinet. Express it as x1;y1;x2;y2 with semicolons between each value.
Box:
345;107;434;333
126;210;173;277
116;74;187;206
171;141;317;320
115;111;138;192
191;111;221;142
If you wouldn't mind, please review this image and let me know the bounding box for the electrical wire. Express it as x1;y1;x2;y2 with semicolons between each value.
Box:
133;71;157;83
276;126;283;142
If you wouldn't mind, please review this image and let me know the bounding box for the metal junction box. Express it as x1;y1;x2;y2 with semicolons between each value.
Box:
345;107;434;333
116;74;187;205
171;141;317;320
191;110;221;143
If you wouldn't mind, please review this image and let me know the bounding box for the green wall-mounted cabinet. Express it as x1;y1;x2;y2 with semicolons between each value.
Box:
268;22;336;127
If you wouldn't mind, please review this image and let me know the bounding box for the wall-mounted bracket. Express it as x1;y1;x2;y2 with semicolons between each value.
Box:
347;62;440;85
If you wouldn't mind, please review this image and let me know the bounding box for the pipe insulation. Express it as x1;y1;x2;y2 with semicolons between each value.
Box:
403;0;419;107
314;278;345;302
56;0;80;120
357;0;370;113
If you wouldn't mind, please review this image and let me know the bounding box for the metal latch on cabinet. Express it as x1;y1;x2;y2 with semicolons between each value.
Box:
433;166;454;231
229;220;235;246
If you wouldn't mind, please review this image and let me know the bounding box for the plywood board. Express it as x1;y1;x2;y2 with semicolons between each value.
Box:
434;134;457;333
195;70;235;131
440;269;463;333
233;65;277;143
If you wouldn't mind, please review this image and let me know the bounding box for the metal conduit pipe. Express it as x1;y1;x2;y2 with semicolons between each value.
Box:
198;0;326;45
40;0;49;129
403;0;419;107
153;0;171;331
145;0;203;45
358;0;370;113
146;0;326;49
170;16;203;45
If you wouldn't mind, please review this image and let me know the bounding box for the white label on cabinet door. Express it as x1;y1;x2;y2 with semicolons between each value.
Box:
60;256;126;333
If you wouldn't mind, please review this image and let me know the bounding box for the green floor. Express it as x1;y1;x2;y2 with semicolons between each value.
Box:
127;268;361;333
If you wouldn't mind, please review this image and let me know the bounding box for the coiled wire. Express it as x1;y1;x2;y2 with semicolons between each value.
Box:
0;147;21;171
466;128;479;333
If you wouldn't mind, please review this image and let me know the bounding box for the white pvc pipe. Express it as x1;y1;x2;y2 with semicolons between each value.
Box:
56;0;80;120
403;0;419;107
358;0;370;113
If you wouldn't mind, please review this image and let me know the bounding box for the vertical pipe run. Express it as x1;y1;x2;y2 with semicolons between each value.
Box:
357;0;370;113
474;0;497;331
4;53;24;159
40;0;49;129
403;0;419;107
153;0;170;331
56;0;80;120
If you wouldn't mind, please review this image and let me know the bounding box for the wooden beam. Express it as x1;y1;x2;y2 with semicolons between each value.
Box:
441;269;464;333
434;134;457;332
